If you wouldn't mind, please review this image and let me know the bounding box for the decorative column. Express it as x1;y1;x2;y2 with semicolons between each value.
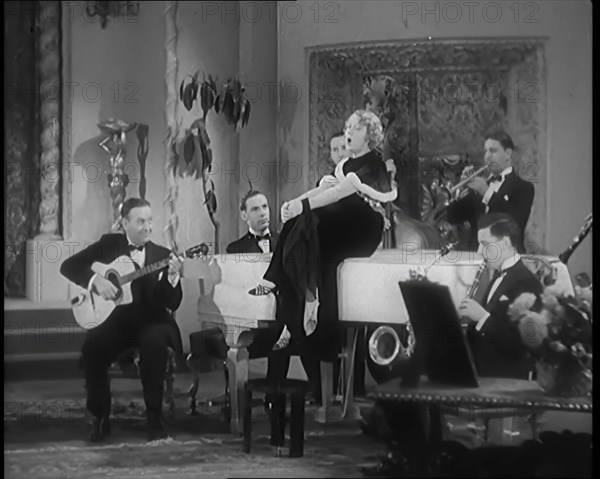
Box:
163;1;180;251
25;1;68;302
35;1;62;241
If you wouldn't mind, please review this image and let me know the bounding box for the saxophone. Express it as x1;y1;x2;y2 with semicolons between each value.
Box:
466;261;488;299
458;261;489;330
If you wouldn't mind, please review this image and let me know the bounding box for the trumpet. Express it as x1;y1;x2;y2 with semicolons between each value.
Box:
448;163;492;197
432;164;492;221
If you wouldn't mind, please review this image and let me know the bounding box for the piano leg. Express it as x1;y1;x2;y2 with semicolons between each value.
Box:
226;345;249;435
341;327;361;420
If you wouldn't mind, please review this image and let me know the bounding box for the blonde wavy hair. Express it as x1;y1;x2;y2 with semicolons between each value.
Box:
344;109;384;150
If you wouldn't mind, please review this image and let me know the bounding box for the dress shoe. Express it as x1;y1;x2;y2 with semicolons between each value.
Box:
147;411;169;441
89;415;111;443
359;453;410;477
263;395;272;413
304;392;320;407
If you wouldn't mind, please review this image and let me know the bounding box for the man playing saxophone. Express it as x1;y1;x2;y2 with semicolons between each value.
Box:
446;131;535;253
459;213;543;379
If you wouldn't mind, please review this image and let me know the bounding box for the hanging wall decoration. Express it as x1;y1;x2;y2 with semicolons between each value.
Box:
97;118;138;231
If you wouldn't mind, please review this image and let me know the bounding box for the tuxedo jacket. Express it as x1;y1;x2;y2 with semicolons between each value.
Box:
226;231;279;254
446;171;534;252
60;233;183;353
467;260;543;379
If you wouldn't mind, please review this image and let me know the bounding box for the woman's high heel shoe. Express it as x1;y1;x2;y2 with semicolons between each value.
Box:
248;280;277;296
272;326;291;351
248;284;273;296
303;297;319;337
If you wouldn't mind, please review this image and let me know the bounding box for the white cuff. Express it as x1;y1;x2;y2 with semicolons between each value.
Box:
475;312;491;331
168;272;180;287
88;273;98;291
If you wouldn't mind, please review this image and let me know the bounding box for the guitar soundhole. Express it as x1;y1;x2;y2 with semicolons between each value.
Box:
105;272;123;300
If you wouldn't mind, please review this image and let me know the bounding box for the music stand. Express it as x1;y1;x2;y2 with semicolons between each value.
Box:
399;280;479;388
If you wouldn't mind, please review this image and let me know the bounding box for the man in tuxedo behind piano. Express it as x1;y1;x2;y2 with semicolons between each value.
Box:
60;197;184;442
224;189;320;403
226;190;279;254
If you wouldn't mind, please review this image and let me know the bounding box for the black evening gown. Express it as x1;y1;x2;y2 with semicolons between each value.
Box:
263;149;396;358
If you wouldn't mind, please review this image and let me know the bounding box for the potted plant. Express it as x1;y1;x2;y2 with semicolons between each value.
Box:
176;72;251;253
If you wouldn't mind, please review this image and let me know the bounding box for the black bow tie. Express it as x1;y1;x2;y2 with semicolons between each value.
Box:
491;268;503;283
488;174;503;184
492;263;516;282
252;233;271;241
127;243;145;252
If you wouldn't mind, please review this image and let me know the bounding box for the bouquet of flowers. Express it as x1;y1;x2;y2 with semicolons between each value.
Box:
507;282;593;397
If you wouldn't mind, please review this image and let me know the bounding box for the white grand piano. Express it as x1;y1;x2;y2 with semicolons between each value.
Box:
180;249;575;434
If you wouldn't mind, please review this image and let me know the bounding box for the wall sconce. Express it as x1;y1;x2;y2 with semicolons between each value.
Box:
86;1;140;29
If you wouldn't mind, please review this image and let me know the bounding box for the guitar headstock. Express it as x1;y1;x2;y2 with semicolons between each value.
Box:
185;243;210;259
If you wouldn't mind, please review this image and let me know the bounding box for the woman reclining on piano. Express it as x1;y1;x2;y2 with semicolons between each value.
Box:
249;109;398;355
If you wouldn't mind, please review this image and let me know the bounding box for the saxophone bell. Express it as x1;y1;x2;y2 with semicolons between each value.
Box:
372;241;459;378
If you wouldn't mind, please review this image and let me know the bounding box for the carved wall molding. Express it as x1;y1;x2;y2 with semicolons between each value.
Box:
35;1;62;240
61;6;73;241
308;37;547;53
308;38;547;250
5;2;43;296
163;1;180;250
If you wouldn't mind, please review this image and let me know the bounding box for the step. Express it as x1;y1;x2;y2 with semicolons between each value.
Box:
4;351;82;381
4;350;208;382
4;325;86;356
5;305;78;329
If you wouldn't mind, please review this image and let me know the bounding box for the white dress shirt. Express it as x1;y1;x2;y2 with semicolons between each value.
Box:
249;227;271;253
475;253;521;331
482;166;513;213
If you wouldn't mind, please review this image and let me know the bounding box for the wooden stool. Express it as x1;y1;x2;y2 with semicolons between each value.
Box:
243;378;311;457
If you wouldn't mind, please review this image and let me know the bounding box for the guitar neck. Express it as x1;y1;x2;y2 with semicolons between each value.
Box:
120;257;170;285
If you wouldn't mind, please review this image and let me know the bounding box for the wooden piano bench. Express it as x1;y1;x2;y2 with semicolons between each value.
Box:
243;378;312;457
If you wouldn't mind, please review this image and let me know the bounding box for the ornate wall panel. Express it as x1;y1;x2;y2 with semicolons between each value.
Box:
4;4;40;296
308;39;547;250
416;70;510;157
308;54;358;186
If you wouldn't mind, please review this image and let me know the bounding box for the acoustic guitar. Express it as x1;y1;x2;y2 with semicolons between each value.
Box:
70;243;208;329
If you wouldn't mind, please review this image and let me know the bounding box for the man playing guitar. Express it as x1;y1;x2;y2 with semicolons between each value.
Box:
60;198;184;443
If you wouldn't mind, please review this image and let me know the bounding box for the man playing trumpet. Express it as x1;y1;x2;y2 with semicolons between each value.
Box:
446;131;534;253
